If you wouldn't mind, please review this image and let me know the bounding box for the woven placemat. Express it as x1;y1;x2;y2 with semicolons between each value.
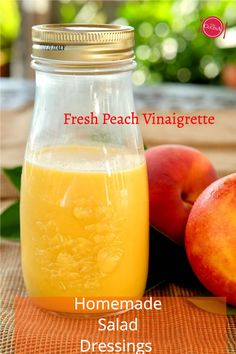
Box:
1;240;235;353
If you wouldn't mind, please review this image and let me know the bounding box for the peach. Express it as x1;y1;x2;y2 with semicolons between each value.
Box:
185;173;236;305
145;144;218;245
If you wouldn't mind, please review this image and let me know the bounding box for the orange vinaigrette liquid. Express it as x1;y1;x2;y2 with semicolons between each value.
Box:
20;146;149;313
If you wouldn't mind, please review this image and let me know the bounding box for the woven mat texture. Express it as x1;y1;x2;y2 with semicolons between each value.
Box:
1;240;235;353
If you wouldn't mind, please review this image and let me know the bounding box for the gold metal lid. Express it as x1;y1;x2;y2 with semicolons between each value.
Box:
32;24;134;65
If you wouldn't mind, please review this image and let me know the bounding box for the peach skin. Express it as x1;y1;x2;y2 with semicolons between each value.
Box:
185;173;236;306
145;144;218;245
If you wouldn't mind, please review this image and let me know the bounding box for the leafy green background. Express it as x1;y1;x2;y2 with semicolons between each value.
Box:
118;0;236;84
59;0;236;85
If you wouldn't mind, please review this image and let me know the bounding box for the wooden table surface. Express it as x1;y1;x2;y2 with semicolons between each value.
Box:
139;108;236;177
1;82;236;203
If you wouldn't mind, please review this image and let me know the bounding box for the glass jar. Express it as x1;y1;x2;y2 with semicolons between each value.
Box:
20;24;149;315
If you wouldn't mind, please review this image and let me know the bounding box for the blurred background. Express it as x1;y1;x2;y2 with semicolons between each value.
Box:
1;0;236;203
1;0;236;87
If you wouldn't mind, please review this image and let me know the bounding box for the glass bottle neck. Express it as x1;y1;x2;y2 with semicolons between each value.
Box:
28;69;142;153
34;69;135;117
